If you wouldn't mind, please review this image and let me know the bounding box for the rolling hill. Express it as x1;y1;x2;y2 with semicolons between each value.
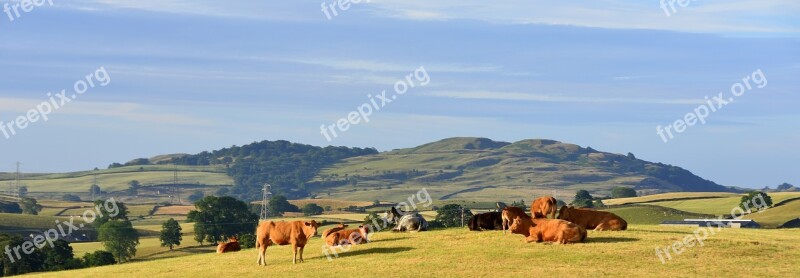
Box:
310;137;730;203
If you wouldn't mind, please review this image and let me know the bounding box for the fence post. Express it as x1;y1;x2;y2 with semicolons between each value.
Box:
460;207;464;227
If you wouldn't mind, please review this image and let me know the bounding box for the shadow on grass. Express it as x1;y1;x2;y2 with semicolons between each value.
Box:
633;229;696;235
335;247;414;258
586;237;640;243
367;237;409;244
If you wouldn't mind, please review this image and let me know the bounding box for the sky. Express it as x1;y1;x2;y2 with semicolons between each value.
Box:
0;0;798;189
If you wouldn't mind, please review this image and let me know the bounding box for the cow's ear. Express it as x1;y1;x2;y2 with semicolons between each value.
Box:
304;222;311;226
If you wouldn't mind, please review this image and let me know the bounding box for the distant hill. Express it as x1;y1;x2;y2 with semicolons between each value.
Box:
311;137;730;201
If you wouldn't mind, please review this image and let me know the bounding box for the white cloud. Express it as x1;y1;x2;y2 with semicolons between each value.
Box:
424;90;704;105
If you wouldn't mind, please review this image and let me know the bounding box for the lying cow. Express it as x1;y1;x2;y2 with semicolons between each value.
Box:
509;216;586;244
217;236;241;254
557;206;627;231
501;206;527;234
383;207;428;232
326;225;370;246
469;211;503;231
322;223;348;240
531;196;557;219
256;220;319;265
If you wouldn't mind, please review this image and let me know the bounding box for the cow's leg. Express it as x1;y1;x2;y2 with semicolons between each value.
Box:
257;242;268;266
594;223;608;231
298;246;305;263
292;243;298;264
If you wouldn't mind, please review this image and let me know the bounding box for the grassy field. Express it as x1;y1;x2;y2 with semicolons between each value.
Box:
25;225;800;277
601;205;714;225
8;165;233;193
743;199;800;228
0;213;68;232
604;192;737;205
647;192;800;216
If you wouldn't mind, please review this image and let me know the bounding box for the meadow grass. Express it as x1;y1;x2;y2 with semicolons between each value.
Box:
743;199;800;228
25;225;800;278
17;170;232;193
604;192;737;205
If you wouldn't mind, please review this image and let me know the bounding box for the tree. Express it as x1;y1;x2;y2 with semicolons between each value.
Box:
98;220;139;263
510;199;526;211
434;204;472;228
89;184;102;198
127;180;141;195
18;186;27;198
611;187;637;198
187;196;258;245
0;233;44;276
82;251;115;267
92;199;129;228
19;197;42;215
364;212;390;231
0;202;22;213
42;239;82;271
62;194;82;202
159;218;182;250
238;233;256;249
573;190;594;208
740;191;773;212
266;195;299;217
592;199;605;208
187;190;205;203
302;203;324;216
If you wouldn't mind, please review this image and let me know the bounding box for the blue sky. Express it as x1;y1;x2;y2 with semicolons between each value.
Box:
0;0;798;188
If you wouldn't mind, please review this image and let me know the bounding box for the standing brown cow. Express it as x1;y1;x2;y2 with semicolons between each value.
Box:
216;236;241;254
531;196;557;219
501;206;528;234
256;220;319;265
557;206;627;231
509;216;586;244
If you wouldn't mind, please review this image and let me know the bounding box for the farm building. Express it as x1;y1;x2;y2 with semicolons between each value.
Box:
779;218;800;228
660;219;761;229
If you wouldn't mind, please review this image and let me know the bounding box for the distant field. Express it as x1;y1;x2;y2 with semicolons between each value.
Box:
648;192;800;216
7;165;232;193
153;206;194;216
744;199;800;228
604;192;736;205
601;205;714;225
27;225;800;277
289;199;374;210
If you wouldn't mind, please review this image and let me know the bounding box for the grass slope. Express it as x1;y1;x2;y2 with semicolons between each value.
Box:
25;226;800;278
314;137;728;204
604;192;737;205
7;165;232;193
648;192;800;216
744;199;800;228
601;205;714;225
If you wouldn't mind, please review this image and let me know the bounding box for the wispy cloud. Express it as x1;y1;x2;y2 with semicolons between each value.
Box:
425;91;704;105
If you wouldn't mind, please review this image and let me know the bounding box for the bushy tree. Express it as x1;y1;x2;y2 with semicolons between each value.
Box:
127;180;141;195
740;191;773;212
160;218;182;250
62;194;82;202
82;251;115;267
187;196;258;245
89;184;102;197
573;190;594;208
266;195;299;217
92;199;129;228
611;187;637;198
187;190;205;203
42;239;83;271
98;220;139;263
434;204;472;228
302;203;324;216
364;212;391;231
0;233;44;276
238;233;256;249
19;197;42;215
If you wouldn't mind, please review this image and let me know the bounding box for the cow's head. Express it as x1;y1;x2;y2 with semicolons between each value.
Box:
228;236;238;242
509;216;529;235
557;206;570;220
382;209;399;225
303;220;320;238
358;225;371;242
336;223;349;229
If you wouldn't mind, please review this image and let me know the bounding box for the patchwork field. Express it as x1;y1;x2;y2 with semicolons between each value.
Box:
24;225;800;278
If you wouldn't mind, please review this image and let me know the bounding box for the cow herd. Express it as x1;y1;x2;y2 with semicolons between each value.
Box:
216;196;628;265
471;196;628;244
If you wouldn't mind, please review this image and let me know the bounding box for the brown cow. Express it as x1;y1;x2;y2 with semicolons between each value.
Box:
501;206;528;234
327;225;370;246
531;196;557;219
256;220;319;265
216;236;241;254
322;223;349;246
509;216;586;244
557;206;627;231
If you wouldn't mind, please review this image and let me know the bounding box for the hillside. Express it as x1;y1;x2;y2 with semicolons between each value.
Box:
311;137;730;203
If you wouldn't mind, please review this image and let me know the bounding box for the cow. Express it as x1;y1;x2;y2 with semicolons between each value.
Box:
216;236;241;254
382;207;428;232
509;216;586;244
468;211;503;231
322;223;349;247
557;206;627;231
501;206;527;234
531;196;557;219
256;220;320;265
327;225;370;246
